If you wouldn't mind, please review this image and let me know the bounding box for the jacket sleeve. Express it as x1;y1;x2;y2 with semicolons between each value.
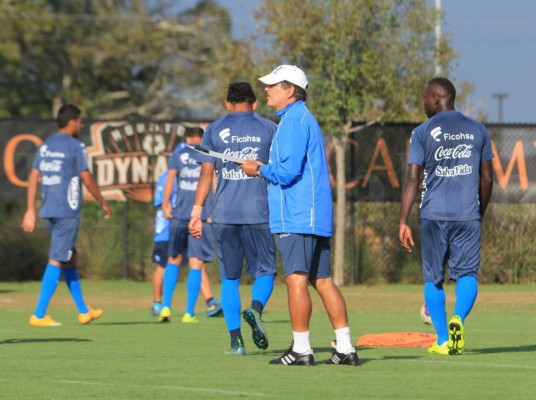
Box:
261;117;308;186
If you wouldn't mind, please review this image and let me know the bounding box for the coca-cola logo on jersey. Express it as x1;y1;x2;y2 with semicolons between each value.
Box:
223;146;260;161
435;144;473;161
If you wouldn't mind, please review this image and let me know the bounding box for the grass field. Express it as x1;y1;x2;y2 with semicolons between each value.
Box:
1;281;534;399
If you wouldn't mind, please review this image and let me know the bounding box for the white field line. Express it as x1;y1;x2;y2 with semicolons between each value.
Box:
55;380;276;398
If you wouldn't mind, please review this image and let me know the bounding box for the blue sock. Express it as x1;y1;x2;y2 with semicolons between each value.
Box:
63;267;89;314
454;276;478;323
185;269;202;316
424;281;448;344
34;264;61;318
162;263;179;309
251;275;274;314
221;277;241;331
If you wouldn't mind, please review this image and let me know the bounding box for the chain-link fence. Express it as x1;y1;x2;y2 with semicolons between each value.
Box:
1;120;534;283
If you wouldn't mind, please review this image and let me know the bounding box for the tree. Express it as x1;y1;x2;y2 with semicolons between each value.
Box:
256;0;456;285
0;0;249;119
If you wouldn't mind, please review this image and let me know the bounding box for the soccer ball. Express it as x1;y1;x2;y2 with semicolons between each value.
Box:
420;304;433;325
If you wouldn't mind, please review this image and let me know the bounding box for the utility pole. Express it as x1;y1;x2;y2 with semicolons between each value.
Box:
492;93;509;122
435;0;442;76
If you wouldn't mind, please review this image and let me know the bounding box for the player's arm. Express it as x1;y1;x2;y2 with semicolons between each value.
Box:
399;163;422;253
479;159;493;218
189;162;214;239
21;168;41;233
162;169;177;219
81;170;112;219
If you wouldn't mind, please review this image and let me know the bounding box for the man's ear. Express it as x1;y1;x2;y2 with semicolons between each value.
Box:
252;100;258;111
225;101;231;112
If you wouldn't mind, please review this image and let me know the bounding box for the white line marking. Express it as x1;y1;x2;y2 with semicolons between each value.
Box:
55;380;276;398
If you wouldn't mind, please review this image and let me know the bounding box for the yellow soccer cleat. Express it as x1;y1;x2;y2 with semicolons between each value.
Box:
181;313;199;324
159;306;171;322
427;341;449;355
448;315;465;355
29;315;62;327
78;308;104;325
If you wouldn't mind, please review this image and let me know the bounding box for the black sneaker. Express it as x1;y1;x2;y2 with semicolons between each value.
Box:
242;307;269;350
269;344;315;366
326;348;359;366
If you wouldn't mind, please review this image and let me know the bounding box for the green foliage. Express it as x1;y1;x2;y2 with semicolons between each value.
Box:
0;0;250;120
256;0;457;134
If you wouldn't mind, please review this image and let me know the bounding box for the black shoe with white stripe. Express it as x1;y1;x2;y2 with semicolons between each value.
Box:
325;348;359;366
269;344;315;366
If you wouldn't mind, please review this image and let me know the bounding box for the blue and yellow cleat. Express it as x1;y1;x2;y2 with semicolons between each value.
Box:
448;315;465;355
243;307;269;350
151;302;162;317
159;306;171;322
206;298;223;317
226;338;246;356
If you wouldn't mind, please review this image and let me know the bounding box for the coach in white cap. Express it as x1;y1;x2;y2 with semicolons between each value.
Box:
241;65;359;367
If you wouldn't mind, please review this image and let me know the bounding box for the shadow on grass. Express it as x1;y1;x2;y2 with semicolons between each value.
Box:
96;321;159;326
469;344;536;354
0;290;14;294
1;337;90;345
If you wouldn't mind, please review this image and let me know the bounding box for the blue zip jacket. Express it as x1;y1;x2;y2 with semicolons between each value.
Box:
260;100;333;237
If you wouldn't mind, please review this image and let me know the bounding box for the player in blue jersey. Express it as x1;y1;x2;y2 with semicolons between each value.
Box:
22;104;112;327
189;82;277;356
241;65;359;366
399;77;494;355
151;169;221;317
158;128;221;323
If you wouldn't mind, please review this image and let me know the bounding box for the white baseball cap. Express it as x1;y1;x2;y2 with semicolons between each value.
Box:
258;65;308;90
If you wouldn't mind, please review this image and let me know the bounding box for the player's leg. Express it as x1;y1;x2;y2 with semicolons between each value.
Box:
159;219;185;322
150;241;167;316
241;224;276;350
213;223;245;354
269;233;314;366
448;220;481;355
309;236;358;366
30;218;72;327
421;219;449;354
183;257;202;322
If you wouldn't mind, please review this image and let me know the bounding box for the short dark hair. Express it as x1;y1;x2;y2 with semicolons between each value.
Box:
428;77;456;104
280;81;307;102
226;82;256;104
185;126;204;138
57;104;81;128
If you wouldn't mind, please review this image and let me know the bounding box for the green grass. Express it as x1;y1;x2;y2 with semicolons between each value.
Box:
1;281;535;399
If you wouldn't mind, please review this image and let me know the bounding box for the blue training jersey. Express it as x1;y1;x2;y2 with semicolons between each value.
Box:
168;144;212;221
197;111;277;224
153;171;177;242
408;110;494;221
32;133;89;218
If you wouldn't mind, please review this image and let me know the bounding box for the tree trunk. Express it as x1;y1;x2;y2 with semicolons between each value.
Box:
332;131;348;286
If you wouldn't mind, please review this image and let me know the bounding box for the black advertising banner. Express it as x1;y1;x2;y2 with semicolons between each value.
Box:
1;119;535;203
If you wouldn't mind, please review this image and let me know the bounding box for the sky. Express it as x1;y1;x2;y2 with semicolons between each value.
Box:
175;0;536;123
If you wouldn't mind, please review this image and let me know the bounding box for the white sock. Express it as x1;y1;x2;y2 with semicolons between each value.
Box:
335;327;354;354
292;331;311;354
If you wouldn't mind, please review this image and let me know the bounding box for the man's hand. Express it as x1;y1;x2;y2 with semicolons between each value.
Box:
189;216;203;239
22;210;36;233
399;223;415;253
101;201;112;220
162;201;173;219
240;160;262;177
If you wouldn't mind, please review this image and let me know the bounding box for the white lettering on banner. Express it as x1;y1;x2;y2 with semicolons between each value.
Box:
96;159;114;186
434;144;473;161
231;135;261;143
179;180;198;191
223;147;260;161
42;175;61;185
114;157;132;184
435;164;473;177
221;168;251;180
39;160;63;172
443;132;475;141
